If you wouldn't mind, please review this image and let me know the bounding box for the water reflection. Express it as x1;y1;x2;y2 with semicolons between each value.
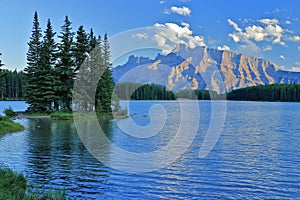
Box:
24;119;110;198
0;101;299;199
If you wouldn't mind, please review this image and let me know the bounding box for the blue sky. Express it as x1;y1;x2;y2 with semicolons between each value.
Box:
1;0;300;71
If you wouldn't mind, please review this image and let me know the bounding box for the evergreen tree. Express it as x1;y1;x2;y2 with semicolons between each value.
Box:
24;11;43;112
96;34;114;113
39;19;59;111
57;16;75;111
73;26;89;72
88;28;97;52
0;53;4;69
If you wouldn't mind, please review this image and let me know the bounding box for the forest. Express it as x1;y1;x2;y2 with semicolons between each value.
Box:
0;69;25;100
114;82;176;100
226;84;300;102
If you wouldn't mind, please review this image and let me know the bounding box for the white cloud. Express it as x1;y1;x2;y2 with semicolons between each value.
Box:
258;18;279;25
263;45;272;51
217;45;230;51
236;44;263;58
132;33;148;39
228;18;285;46
286;20;292;25
153;22;205;54
287;36;300;42
298;46;300;51
181;22;190;28
280;55;286;60
294;61;300;67
170;6;191;16
163;9;171;14
291;67;300;72
160;1;166;4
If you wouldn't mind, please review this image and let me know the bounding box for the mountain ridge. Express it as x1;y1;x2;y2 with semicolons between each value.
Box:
112;45;300;93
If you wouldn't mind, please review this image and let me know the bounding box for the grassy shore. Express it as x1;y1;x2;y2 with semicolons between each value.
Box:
0;116;25;135
0;166;70;200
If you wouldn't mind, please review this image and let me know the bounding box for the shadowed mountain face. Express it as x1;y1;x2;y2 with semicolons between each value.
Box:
112;45;300;93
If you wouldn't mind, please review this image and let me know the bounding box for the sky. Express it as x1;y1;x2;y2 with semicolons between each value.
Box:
1;0;300;71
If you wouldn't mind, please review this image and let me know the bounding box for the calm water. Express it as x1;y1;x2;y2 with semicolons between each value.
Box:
0;101;300;199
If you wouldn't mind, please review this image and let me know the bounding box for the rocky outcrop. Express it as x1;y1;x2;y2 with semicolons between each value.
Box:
112;45;300;93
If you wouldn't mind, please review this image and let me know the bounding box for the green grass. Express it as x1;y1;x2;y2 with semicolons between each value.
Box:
0;165;26;200
50;112;74;120
0;116;25;135
0;166;71;200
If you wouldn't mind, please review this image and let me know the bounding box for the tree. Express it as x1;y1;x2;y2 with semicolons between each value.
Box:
38;19;59;111
73;26;89;72
24;11;44;112
95;34;114;113
56;16;75;111
0;53;4;69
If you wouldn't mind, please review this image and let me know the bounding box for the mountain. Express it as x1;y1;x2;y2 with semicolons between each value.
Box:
112;44;300;93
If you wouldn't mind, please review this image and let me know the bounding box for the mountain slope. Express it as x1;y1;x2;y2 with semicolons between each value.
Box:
112;45;300;93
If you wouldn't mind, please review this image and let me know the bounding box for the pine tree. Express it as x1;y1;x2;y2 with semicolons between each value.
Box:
57;16;75;111
0;53;4;69
73;26;89;72
88;28;97;52
96;34;114;113
39;19;59;111
24;11;43;112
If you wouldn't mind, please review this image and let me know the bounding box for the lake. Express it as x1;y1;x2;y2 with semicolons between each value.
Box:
0;100;300;199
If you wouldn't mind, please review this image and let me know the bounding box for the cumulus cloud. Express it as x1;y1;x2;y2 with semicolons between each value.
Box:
286;20;292;25
291;67;300;72
228;18;285;46
160;1;166;4
280;55;286;60
170;6;191;16
258;18;279;25
263;45;273;51
132;33;148;39
153;22;205;54
287;35;300;42
217;45;230;51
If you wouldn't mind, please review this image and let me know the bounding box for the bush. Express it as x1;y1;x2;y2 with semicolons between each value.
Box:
0;165;26;200
0;165;71;200
4;107;18;117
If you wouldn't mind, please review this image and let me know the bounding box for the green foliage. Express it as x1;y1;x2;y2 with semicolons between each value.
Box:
0;166;71;200
176;89;219;100
0;166;26;200
50;111;73;120
0;116;25;135
0;69;25;100
24;12;115;116
115;82;177;100
4;107;18;117
227;84;300;102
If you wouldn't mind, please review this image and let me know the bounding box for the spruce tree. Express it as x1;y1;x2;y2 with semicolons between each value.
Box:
0;53;4;69
73;26;89;72
39;19;58;111
57;16;75;111
95;34;114;113
24;11;43;112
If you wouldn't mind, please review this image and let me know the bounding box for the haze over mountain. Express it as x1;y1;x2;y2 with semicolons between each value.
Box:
112;44;300;93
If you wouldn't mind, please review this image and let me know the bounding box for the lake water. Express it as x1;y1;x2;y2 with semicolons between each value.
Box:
0;101;300;199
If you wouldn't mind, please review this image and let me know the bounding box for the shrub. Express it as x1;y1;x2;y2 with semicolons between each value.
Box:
4;107;18;117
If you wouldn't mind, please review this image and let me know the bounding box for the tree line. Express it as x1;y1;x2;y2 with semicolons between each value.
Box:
226;84;300;102
114;82;176;100
0;70;25;100
24;11;114;113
